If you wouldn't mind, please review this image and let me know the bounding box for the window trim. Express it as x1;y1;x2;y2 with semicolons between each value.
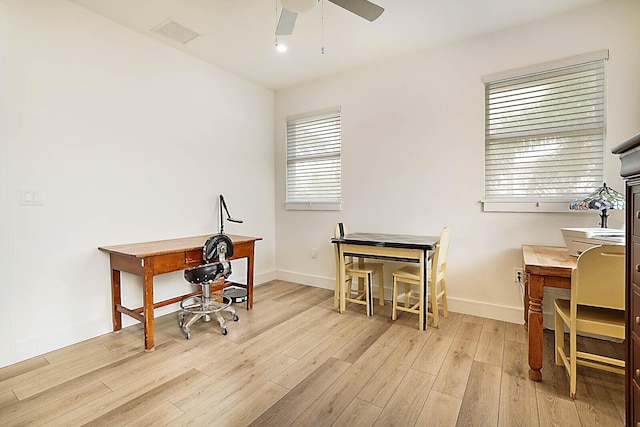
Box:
481;200;577;213
285;202;342;211
482;50;608;85
285;106;342;211
482;50;609;213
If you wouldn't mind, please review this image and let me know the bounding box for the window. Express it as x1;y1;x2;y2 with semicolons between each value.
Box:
286;107;341;210
483;51;608;212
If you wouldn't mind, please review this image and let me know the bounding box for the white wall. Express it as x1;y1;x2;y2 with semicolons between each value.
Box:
274;0;640;324
0;1;12;368
1;0;276;367
2;0;637;368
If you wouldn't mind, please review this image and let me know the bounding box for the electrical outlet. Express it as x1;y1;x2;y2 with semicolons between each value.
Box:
513;268;523;283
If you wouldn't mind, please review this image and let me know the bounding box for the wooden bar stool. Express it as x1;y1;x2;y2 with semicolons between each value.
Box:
333;223;384;315
392;226;449;328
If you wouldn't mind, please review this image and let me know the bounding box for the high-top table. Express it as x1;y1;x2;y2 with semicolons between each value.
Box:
99;234;261;351
522;244;576;381
331;232;438;330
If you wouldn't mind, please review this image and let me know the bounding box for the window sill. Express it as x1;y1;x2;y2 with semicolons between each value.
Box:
286;202;342;211
481;200;572;213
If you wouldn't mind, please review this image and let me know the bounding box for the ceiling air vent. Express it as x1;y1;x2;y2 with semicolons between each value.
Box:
151;18;200;44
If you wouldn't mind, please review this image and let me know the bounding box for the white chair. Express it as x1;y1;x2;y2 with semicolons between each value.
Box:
333;223;384;315
554;244;625;398
391;226;449;329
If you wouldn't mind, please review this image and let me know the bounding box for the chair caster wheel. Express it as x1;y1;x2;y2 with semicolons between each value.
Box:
233;314;239;321
178;314;185;328
184;331;191;340
221;327;228;335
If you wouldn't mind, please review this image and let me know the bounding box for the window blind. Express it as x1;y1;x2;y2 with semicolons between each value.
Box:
286;109;341;205
485;59;605;201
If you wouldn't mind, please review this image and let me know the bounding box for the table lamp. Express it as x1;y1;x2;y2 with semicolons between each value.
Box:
219;194;243;234
569;182;625;228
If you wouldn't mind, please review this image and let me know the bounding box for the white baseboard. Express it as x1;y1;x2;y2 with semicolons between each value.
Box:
272;272;609;328
255;270;277;286
276;270;335;289
274;270;524;325
446;297;523;324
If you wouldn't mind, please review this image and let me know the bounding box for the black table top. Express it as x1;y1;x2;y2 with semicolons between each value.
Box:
331;232;438;250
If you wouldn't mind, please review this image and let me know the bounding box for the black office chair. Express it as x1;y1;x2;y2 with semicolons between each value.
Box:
178;234;238;338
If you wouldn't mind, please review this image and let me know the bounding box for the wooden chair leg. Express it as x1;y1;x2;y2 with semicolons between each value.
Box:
554;310;564;366
365;273;373;316
392;276;398;320
430;281;440;328
378;266;385;306
419;284;426;331
404;283;411;308
440;279;448;317
569;326;577;399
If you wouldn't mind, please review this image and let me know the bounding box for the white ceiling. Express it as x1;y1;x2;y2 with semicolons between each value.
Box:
70;0;607;91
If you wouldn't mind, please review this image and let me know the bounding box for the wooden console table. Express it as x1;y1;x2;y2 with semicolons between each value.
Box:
522;244;576;381
99;234;261;351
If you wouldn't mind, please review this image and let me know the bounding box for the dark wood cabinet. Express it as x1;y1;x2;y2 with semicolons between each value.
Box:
612;132;640;426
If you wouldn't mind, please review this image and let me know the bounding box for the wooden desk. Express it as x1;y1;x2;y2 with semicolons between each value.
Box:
522;244;576;381
331;232;438;330
99;234;261;351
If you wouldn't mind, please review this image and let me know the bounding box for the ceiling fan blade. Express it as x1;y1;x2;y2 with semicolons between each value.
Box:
328;0;384;21
276;7;298;35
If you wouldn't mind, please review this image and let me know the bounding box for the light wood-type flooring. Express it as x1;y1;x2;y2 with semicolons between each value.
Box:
0;280;625;426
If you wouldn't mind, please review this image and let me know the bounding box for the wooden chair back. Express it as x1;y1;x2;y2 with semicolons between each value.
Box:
432;226;450;282
572;245;625;311
334;223;348;239
334;223;352;264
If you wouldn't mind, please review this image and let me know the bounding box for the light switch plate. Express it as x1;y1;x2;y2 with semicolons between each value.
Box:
21;189;43;206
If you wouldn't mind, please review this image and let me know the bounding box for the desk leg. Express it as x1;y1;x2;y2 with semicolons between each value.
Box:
333;245;340;309
111;267;122;332
246;249;255;310
523;272;529;328
339;246;346;314
420;252;426;331
143;267;155;352
528;274;544;381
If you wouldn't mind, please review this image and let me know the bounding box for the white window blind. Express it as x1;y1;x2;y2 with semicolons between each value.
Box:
484;55;606;205
286;108;341;209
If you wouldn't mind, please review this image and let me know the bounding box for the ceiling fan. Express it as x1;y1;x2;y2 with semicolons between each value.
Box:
276;0;384;35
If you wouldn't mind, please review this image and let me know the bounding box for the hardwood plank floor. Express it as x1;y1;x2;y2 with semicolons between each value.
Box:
0;280;625;426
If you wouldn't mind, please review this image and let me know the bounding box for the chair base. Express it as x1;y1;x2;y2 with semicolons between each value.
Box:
178;291;238;338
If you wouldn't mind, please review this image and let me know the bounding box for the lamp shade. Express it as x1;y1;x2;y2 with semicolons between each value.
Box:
569;183;625;211
569;182;625;228
281;0;317;13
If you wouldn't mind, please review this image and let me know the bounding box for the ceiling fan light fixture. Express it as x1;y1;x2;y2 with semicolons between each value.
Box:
281;0;317;13
276;43;288;53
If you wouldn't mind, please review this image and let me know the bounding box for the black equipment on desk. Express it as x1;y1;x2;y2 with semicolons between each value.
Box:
219;194;243;234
